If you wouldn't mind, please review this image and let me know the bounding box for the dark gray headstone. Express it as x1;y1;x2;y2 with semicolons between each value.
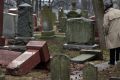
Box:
83;62;98;80
17;3;33;37
51;54;70;80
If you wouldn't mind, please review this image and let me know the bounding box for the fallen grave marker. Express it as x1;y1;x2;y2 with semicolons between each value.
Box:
7;41;50;75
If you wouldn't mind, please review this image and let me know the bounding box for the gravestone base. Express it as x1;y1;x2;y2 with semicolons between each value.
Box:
109;77;120;80
41;31;55;39
1;37;35;52
14;37;35;45
3;45;26;52
63;43;99;50
0;37;5;46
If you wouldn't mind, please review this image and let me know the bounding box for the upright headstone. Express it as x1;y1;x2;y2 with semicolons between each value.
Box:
83;62;98;80
41;5;56;31
112;0;120;9
51;54;70;80
3;13;18;38
17;3;33;37
0;0;4;36
59;17;67;33
66;17;94;44
41;5;56;38
81;0;89;18
15;2;34;45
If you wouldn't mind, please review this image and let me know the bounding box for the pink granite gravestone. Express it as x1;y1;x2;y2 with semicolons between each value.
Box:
0;0;5;46
0;0;4;36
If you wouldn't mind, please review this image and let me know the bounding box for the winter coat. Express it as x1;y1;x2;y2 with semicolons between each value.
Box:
103;8;120;49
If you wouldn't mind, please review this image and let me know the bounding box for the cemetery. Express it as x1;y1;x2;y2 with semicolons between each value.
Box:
0;0;120;80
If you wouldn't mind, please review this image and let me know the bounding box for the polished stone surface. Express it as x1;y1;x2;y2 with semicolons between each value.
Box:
17;3;33;37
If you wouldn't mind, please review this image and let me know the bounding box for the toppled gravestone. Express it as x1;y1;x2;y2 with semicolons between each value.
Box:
6;41;50;75
51;54;70;80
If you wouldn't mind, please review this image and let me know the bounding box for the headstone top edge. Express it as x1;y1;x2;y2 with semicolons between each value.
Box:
67;17;93;22
19;3;32;7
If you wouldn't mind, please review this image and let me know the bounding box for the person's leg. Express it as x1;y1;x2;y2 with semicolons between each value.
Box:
116;47;120;61
109;48;115;65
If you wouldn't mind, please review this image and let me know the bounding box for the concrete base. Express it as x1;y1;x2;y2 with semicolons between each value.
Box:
63;43;99;50
41;31;55;39
0;45;26;52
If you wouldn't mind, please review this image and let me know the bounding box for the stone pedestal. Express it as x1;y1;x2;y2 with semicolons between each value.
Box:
66;17;94;44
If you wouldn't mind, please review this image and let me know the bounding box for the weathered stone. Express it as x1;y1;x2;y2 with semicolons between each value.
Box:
117;60;120;71
71;54;95;63
41;5;56;31
95;62;110;71
58;17;67;32
66;17;94;44
41;31;55;38
80;49;103;60
51;54;70;80
83;62;98;80
63;43;98;50
0;75;5;80
3;13;18;38
0;0;4;36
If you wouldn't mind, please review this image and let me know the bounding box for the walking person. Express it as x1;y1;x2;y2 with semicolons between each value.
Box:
103;1;120;65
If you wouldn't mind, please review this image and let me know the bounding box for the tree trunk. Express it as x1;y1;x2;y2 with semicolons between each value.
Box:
92;0;106;49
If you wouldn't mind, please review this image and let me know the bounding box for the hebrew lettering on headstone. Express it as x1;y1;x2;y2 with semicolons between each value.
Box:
66;17;94;44
83;62;98;80
51;54;70;80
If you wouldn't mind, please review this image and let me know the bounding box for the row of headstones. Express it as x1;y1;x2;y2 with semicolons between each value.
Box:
51;54;120;80
4;1;33;38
